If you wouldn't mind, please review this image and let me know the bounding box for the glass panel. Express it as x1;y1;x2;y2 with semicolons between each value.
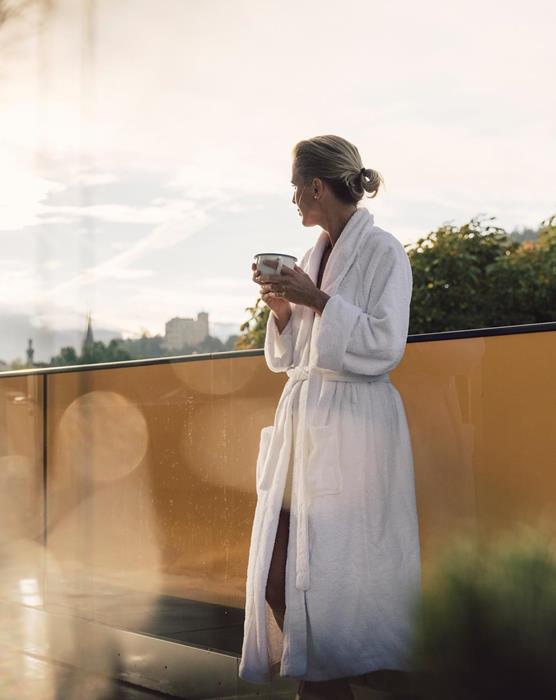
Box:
2;331;555;665
44;353;286;655
393;330;556;584
0;375;45;609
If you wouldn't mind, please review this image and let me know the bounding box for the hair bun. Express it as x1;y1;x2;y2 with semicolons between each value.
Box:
292;134;384;204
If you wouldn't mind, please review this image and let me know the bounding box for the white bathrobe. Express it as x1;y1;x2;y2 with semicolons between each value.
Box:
239;207;422;683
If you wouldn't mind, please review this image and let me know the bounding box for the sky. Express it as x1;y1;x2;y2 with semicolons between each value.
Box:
0;0;555;361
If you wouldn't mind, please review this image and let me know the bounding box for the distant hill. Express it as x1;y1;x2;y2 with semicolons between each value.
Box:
0;311;122;364
210;320;243;341
0;310;244;366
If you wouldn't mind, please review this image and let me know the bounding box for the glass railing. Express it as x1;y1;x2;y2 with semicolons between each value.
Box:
1;322;555;660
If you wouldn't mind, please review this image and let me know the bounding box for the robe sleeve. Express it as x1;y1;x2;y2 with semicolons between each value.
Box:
264;310;295;372
263;247;312;373
313;240;412;376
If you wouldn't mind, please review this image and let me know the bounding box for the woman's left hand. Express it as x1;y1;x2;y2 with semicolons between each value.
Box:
259;260;330;314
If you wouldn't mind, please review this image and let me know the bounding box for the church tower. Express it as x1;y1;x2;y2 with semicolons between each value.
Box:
82;312;95;353
26;338;35;368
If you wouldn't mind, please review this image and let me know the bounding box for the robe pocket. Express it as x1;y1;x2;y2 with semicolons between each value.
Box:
256;425;275;494
307;424;343;496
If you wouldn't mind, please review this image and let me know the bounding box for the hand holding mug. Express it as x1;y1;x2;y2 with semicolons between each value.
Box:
251;261;291;318
254;259;327;312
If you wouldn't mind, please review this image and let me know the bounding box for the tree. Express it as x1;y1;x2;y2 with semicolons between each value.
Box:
407;213;556;333
406;215;514;333
236;213;556;345
234;299;269;350
49;346;79;366
484;214;556;326
49;340;132;367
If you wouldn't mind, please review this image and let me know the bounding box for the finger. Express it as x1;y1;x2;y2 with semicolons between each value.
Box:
261;273;283;282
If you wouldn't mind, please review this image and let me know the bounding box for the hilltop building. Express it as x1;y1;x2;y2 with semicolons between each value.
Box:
163;312;209;351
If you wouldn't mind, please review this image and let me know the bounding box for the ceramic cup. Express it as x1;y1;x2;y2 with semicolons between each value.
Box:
254;253;298;277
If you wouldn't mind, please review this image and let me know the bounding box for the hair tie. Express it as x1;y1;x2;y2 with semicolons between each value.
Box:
360;167;366;177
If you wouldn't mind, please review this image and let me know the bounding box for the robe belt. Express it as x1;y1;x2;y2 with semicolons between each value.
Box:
284;365;391;591
286;366;391;384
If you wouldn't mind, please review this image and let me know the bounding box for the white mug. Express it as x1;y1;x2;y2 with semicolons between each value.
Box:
254;252;297;277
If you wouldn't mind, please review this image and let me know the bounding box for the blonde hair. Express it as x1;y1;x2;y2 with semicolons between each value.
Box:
292;134;383;205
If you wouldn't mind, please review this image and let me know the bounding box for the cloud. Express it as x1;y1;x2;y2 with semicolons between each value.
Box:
38;200;196;225
0;0;554;342
105;268;154;280
74;171;119;187
42;206;213;299
0;259;40;305
0;159;66;231
197;276;254;293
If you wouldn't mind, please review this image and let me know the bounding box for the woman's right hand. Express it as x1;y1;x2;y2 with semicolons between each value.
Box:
251;262;292;323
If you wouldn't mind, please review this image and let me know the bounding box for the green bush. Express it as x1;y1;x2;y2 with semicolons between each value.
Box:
410;526;556;699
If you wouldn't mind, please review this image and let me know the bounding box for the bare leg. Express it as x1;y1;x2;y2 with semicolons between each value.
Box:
265;507;290;632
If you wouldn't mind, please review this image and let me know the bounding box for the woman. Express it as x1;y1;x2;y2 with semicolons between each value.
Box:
239;135;422;700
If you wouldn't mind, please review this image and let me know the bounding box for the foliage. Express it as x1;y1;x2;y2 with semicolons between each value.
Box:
44;333;242;368
49;339;132;366
483;214;556;327
406;215;512;333
236;213;556;346
410;526;556;699
407;213;556;333
234;297;270;350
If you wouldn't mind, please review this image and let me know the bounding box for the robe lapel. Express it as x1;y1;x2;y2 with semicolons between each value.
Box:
294;207;374;362
320;207;374;297
288;207;375;594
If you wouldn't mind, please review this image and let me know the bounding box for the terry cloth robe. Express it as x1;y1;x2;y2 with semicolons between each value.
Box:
238;207;422;683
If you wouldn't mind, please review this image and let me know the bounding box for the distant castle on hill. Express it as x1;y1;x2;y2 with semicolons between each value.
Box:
162;311;209;351
11;310;214;369
81;310;210;353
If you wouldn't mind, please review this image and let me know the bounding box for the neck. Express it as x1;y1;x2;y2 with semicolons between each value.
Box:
322;206;357;248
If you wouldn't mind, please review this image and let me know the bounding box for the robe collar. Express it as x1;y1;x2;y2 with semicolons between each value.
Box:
305;206;375;298
286;207;376;592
